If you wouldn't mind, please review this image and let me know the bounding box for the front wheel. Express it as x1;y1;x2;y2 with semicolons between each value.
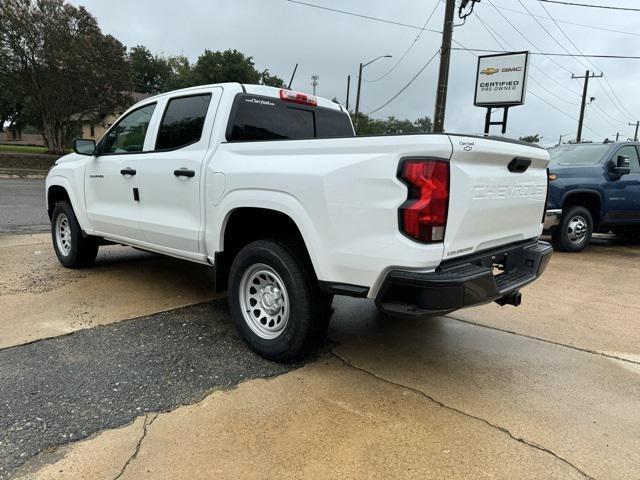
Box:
228;240;331;362
551;205;593;252
51;201;99;268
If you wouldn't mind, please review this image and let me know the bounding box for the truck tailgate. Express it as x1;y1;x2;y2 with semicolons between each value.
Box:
444;137;549;260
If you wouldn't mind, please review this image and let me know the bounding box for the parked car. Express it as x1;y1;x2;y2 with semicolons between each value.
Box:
544;142;640;251
45;83;552;361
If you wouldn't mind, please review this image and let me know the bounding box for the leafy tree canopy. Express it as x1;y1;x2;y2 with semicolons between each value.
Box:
519;133;541;144
0;0;133;153
129;45;173;95
352;113;433;136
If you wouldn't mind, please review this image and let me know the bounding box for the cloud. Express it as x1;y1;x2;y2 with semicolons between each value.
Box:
68;0;640;145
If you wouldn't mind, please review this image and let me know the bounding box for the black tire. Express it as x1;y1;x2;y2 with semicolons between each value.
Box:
51;201;99;268
551;205;593;252
228;239;331;362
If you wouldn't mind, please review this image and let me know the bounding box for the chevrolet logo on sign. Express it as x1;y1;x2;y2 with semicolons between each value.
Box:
481;67;500;76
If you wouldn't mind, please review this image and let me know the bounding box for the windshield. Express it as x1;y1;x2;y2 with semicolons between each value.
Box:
549;144;610;166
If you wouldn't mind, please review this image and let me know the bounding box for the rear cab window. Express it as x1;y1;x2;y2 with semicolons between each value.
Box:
226;94;354;142
156;94;212;150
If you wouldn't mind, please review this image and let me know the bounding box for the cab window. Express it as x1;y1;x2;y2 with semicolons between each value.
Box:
616;145;640;174
100;103;156;154
155;94;212;150
227;94;354;142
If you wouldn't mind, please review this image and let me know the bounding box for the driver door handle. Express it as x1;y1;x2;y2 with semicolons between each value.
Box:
174;168;195;178
120;168;137;176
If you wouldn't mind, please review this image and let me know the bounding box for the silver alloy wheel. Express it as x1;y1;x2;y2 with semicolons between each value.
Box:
239;263;290;340
567;215;588;244
55;213;72;256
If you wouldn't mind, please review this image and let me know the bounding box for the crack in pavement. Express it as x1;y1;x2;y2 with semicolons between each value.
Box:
330;351;597;480
112;413;158;480
445;315;640;367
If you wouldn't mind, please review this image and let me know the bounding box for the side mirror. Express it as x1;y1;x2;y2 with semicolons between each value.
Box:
614;155;631;177
73;138;96;156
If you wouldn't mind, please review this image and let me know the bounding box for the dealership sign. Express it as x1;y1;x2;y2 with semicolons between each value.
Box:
474;51;529;107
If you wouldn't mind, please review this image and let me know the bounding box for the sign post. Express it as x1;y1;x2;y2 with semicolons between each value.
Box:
474;51;529;135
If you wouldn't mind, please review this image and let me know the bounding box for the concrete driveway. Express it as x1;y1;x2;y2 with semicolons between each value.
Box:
1;234;639;479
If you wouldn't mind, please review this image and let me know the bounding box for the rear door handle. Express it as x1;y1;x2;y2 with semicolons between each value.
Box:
120;168;136;176
174;168;195;178
508;157;532;173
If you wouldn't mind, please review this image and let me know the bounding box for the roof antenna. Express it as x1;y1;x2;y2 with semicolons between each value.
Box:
287;63;298;90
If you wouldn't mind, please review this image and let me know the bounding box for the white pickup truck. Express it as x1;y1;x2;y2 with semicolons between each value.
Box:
46;83;552;361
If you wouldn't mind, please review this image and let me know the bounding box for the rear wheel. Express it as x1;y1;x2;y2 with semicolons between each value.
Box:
552;205;593;252
228;240;331;362
51;201;99;268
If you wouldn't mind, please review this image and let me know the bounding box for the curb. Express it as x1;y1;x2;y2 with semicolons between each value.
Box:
0;169;48;179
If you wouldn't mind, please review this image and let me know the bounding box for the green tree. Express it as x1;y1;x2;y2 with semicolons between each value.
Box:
129;45;172;94
166;55;193;90
191;49;261;85
260;69;285;88
351;113;433;136
519;134;540;144
189;49;285;88
0;0;133;153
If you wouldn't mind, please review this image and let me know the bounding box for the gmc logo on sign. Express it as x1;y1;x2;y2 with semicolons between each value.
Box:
502;67;523;73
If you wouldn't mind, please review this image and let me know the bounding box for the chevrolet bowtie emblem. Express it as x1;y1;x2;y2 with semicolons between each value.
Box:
481;67;500;76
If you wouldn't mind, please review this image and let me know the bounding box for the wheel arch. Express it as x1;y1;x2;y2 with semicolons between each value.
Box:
561;189;602;229
213;205;321;293
46;176;91;232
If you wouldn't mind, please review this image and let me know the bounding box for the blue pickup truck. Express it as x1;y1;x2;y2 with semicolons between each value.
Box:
544;142;640;252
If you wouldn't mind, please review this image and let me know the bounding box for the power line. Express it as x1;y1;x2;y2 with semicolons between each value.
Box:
365;0;440;83
457;36;606;138
517;0;630;124
474;13;580;106
286;0;442;33
493;4;640;38
535;0;635;122
451;47;640;60
459;16;607;137
539;0;640;12
474;12;581;99
528;90;605;138
365;50;440;115
485;0;575;75
518;0;590;72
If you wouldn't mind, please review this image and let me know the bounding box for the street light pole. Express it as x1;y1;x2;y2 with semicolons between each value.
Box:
354;54;392;132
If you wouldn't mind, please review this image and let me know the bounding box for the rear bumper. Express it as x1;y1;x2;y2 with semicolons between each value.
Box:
375;239;553;318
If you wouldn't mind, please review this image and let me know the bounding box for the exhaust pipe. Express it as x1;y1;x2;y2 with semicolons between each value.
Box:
495;291;522;307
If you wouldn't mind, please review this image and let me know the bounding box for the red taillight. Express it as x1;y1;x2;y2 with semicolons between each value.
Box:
398;159;450;243
279;89;318;107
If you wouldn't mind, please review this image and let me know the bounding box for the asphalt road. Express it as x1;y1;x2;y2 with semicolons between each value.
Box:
0;302;302;479
1;181;640;478
0;179;49;234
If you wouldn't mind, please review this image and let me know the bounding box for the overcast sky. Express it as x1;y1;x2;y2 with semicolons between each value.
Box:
68;0;640;146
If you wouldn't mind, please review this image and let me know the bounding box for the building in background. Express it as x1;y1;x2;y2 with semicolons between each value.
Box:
78;92;149;141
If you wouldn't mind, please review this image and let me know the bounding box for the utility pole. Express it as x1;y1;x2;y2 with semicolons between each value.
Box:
629;121;639;141
433;0;456;133
354;55;391;132
311;75;319;96
355;63;364;119
346;75;351;111
572;70;602;143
